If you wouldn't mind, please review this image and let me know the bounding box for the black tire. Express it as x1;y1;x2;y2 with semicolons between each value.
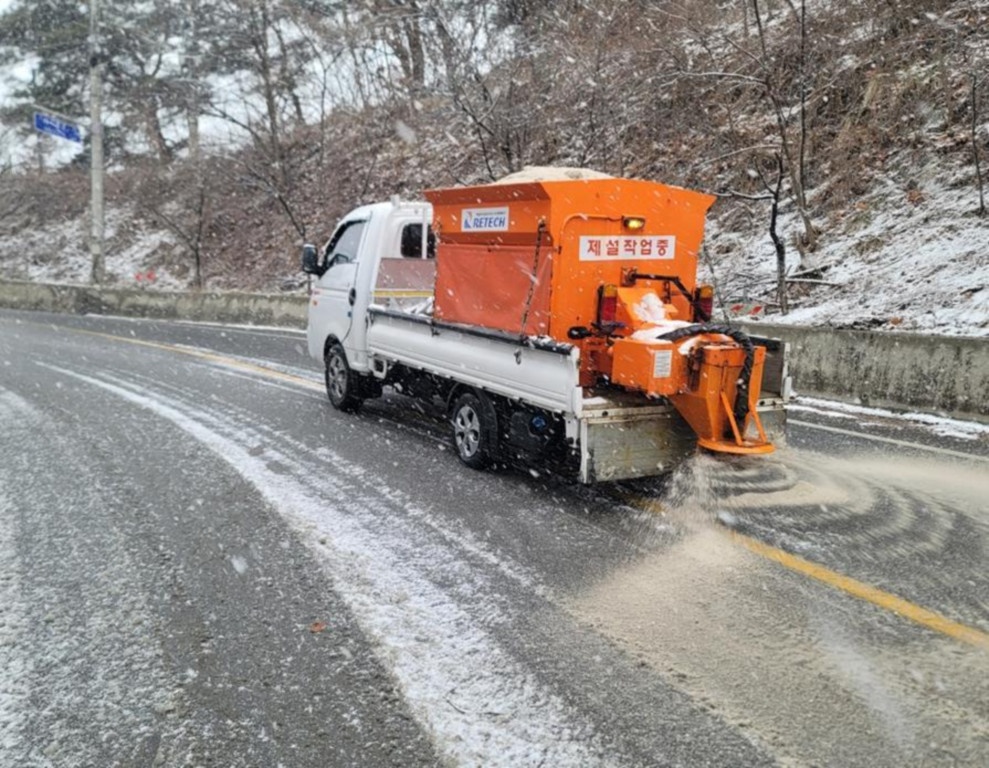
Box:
451;392;495;469
324;342;363;412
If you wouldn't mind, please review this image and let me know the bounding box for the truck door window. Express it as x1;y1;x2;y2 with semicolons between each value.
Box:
399;223;436;259
324;220;367;269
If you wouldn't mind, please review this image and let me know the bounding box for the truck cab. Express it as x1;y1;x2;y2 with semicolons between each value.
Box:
304;201;434;373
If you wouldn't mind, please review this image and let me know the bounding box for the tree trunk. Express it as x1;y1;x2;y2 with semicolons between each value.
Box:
144;95;171;163
769;155;789;314
186;0;205;288
752;0;818;261
973;76;986;217
252;0;284;184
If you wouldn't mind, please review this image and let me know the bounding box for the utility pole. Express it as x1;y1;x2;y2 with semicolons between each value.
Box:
186;0;205;289
186;0;200;169
89;0;105;285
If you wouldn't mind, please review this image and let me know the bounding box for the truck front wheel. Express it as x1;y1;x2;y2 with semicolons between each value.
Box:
451;392;495;470
325;342;363;412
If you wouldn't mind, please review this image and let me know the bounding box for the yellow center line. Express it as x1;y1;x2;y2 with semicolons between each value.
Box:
625;494;988;650
67;327;324;392
730;530;989;650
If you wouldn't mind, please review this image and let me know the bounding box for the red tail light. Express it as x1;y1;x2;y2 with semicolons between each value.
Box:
598;284;618;327
695;284;714;321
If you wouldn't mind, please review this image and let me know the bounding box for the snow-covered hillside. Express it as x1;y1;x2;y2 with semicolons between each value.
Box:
4;142;987;338
706;178;989;337
1;0;986;337
2;175;985;337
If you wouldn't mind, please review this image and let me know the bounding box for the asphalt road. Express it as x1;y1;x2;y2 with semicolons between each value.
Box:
1;309;986;768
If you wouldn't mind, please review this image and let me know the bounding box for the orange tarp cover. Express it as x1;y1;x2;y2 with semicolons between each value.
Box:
433;245;554;336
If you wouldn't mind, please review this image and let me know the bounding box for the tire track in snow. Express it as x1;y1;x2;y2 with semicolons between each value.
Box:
41;364;620;767
0;385;180;767
108;362;557;603
0;389;38;757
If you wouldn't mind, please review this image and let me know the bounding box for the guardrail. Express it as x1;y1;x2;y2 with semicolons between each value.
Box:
0;279;308;328
1;280;985;422
743;322;988;422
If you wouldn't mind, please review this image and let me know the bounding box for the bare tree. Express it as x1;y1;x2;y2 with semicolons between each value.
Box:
370;0;427;97
0;155;28;224
765;153;789;314
749;0;818;254
135;163;212;288
716;151;790;316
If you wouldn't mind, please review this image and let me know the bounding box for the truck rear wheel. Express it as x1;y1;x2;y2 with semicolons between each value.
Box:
451;392;495;469
325;342;363;412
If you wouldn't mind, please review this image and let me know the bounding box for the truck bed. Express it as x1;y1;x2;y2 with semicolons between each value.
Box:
366;308;709;482
366;307;582;413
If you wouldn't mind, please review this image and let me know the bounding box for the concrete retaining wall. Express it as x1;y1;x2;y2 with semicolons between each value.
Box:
745;323;989;422
1;280;986;421
0;279;308;328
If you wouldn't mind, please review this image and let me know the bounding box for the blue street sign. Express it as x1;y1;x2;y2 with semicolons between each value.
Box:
34;112;83;143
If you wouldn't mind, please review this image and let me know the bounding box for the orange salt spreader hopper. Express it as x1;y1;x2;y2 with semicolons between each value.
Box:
424;176;774;455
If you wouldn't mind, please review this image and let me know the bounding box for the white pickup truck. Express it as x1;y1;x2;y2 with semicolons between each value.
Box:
302;178;788;483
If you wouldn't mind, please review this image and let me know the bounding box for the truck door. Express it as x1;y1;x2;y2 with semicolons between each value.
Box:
311;219;368;349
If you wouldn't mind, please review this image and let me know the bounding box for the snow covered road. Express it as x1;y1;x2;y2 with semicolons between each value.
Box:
1;310;986;767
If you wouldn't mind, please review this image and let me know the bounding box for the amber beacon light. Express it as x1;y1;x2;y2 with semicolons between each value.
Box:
622;216;646;231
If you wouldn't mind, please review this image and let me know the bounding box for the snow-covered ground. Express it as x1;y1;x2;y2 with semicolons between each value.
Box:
1;167;985;333
790;395;989;441
1;206;183;290
1;1;986;336
706;178;989;338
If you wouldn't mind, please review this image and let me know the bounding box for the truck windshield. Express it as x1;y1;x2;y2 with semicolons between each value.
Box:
325;220;367;266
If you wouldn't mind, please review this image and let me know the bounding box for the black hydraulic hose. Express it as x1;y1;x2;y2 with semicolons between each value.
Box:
657;324;755;430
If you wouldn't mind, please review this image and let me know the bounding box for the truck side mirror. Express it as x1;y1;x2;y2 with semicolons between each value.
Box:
301;243;321;275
